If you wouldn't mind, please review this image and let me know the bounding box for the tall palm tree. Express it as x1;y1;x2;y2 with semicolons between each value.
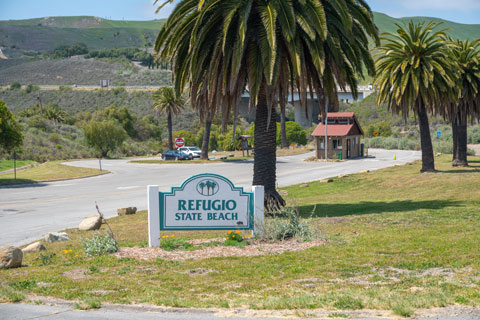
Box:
152;86;185;150
155;0;377;207
443;39;480;167
374;21;456;172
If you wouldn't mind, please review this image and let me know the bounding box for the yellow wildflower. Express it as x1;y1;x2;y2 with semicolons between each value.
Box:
232;234;235;238
228;230;232;234
171;235;174;238
75;254;79;257
236;230;241;234
120;238;124;241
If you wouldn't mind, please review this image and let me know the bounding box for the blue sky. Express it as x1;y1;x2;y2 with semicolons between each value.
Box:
0;0;479;24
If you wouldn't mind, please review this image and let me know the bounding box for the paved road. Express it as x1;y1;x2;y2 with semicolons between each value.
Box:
1;303;479;320
0;149;420;247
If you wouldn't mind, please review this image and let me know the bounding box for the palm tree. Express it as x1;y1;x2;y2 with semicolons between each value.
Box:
443;39;480;167
155;0;377;207
374;22;456;172
152;86;185;150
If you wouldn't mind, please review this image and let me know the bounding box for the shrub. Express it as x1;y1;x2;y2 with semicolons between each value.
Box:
10;82;21;90
264;207;316;241
83;233;118;257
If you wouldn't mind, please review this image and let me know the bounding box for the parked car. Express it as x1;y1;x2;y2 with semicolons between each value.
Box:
162;150;192;160
178;146;202;158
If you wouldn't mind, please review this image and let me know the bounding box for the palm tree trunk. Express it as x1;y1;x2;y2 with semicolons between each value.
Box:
201;115;212;160
452;110;468;167
280;103;288;148
417;102;435;172
452;120;458;161
167;111;173;150
253;84;285;209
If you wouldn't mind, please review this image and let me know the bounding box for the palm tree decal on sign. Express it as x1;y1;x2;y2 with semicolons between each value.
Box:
197;180;219;196
198;182;206;195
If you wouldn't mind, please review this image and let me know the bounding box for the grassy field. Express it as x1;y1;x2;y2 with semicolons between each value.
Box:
0;160;35;172
1;155;479;317
0;161;107;184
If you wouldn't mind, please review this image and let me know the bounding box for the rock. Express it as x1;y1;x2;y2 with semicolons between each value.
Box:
0;246;22;269
228;154;234;157
360;170;370;174
78;214;102;231
338;174;347;178
22;242;46;253
278;190;288;196
320;179;333;183
44;232;70;243
300;183;309;187
117;207;137;216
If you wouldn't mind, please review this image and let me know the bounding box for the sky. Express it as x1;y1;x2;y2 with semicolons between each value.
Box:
0;0;479;25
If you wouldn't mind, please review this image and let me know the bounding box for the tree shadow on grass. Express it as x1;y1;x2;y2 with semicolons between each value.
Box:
0;179;47;188
296;200;461;218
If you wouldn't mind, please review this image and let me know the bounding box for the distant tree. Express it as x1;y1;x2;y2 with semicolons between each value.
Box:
374;22;456;172
152;87;185;150
100;105;137;138
0;100;23;153
276;121;307;146
84;120;126;158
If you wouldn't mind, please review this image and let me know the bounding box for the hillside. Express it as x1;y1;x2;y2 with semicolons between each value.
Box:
0;56;171;86
372;12;480;40
0;16;165;57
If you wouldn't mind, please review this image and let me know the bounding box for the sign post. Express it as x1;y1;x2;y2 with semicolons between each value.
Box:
147;174;263;247
175;138;185;148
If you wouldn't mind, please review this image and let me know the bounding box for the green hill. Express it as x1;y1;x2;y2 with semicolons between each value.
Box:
0;16;165;55
372;12;480;40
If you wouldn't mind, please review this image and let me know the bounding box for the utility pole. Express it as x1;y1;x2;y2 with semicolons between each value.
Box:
324;100;328;161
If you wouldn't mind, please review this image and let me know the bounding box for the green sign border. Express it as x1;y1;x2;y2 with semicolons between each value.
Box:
159;173;254;230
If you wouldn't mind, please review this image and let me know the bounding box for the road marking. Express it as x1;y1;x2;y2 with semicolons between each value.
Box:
116;186;139;190
0;189;143;208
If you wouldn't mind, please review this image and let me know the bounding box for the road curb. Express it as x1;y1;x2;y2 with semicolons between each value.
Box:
0;171;110;188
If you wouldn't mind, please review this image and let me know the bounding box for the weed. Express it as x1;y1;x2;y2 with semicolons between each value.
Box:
83;233;118;257
160;238;194;251
328;313;349;318
333;296;363;310
73;299;101;310
454;295;469;304
10;280;37;290
37;253;56;265
88;266;100;274
391;302;414;317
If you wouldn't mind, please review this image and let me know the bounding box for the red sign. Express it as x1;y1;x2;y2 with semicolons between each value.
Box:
175;138;185;148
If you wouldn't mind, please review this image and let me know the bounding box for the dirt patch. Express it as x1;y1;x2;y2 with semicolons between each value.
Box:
113;239;326;261
182;268;217;276
61;268;90;280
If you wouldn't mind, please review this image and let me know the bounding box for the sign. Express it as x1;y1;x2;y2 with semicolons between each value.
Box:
175;137;185;148
147;174;264;247
437;130;441;138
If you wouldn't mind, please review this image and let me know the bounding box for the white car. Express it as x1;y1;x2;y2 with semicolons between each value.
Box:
178;146;201;158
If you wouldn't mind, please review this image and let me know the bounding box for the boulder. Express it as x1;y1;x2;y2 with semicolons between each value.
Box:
0;246;22;269
117;207;137;216
320;179;333;183
300;183;309;188
360;170;370;174
78;214;102;231
44;232;70;243
22;242;46;253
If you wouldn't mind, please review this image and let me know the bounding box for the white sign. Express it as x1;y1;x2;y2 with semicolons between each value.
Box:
147;174;264;247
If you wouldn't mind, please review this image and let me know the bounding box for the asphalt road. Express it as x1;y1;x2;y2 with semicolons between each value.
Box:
1;303;480;320
0;149;420;247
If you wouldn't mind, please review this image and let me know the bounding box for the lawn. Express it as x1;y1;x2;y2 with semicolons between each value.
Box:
0;160;35;172
0;161;108;185
1;155;479;317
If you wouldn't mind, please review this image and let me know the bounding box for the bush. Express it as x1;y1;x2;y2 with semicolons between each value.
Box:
10;82;21;90
264;207;316;241
83;233;118;257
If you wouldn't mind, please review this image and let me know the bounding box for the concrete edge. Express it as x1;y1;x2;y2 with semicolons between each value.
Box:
0;171;110;188
0;163;37;175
